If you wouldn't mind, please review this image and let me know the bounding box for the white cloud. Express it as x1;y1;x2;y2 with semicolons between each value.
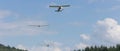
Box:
29;46;62;51
75;43;89;49
0;20;57;37
80;34;90;40
53;47;61;51
95;18;120;43
16;44;27;50
15;41;71;51
0;10;58;37
28;46;70;51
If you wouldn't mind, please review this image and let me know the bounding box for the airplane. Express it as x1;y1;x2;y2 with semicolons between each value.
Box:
46;44;50;47
49;5;70;12
28;25;48;27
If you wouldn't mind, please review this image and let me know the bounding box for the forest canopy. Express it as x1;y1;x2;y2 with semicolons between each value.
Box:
75;44;120;51
0;44;27;51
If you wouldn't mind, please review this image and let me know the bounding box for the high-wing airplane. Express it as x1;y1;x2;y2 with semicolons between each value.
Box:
49;5;70;12
29;25;48;27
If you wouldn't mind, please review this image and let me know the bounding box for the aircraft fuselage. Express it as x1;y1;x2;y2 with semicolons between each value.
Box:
55;7;63;12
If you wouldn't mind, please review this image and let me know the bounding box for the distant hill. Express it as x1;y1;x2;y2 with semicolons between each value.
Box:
0;44;27;51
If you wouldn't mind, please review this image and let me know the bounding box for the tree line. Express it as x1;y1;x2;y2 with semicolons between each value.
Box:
0;44;27;51
74;44;120;51
1;43;120;51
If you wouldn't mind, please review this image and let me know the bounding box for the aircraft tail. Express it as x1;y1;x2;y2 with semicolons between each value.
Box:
55;9;63;12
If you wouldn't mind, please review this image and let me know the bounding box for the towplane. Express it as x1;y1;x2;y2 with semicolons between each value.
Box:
49;5;70;12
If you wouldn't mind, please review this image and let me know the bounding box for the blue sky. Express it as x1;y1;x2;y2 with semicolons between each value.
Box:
1;0;120;51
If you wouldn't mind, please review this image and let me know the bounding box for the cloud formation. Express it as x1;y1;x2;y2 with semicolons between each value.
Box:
29;46;61;51
75;43;89;49
0;20;57;36
0;10;57;37
16;44;27;50
16;41;70;51
95;18;120;44
80;34;90;40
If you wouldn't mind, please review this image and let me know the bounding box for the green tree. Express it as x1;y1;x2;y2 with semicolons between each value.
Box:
0;43;27;51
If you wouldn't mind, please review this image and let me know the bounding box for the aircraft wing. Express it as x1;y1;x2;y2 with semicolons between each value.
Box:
61;5;70;7
40;25;48;27
29;25;48;27
29;25;38;26
49;5;60;7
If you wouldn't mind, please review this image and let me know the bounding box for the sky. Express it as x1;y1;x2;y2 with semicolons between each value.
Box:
1;0;120;51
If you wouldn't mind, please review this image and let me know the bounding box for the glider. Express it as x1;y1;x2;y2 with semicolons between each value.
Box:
29;25;48;27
